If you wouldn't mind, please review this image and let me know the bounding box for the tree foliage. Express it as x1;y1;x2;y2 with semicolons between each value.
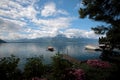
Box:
51;53;72;80
0;55;21;80
79;0;120;48
24;56;45;79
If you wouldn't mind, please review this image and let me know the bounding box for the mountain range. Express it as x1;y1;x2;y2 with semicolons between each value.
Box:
6;34;97;43
0;39;6;43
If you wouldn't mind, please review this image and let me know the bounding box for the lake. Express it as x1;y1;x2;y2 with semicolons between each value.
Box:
0;39;101;64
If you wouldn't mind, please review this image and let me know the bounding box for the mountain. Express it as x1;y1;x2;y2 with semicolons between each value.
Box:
7;34;97;43
7;37;52;43
0;39;6;43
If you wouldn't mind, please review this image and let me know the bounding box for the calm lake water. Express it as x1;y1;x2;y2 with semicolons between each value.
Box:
0;39;101;64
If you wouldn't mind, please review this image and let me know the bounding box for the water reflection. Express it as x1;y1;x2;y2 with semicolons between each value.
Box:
0;41;101;63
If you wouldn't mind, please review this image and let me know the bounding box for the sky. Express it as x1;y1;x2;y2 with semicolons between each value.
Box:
0;0;105;40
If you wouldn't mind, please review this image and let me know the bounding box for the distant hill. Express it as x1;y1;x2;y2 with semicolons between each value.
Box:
7;34;98;43
0;39;6;43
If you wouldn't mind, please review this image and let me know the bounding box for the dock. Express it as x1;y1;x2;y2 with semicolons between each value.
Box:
62;54;81;64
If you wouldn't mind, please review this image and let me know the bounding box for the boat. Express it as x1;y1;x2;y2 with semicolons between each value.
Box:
85;45;102;51
47;46;54;51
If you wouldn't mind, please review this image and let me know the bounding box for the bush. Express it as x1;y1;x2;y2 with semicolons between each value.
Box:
23;56;45;79
0;54;119;80
78;60;115;80
51;53;72;80
65;68;85;80
87;59;111;68
0;55;21;80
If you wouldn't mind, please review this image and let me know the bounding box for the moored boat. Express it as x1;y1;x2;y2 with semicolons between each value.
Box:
47;46;54;51
85;45;102;51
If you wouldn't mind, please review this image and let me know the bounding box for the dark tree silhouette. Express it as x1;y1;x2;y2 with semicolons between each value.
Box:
79;0;120;49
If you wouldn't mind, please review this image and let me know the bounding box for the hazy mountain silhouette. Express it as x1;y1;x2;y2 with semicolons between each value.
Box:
0;39;6;43
7;34;97;43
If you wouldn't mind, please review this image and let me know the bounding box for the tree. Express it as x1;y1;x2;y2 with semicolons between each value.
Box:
24;56;45;79
79;0;120;49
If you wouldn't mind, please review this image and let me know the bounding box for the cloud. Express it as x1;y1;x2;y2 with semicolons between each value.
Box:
31;17;72;37
26;17;71;38
0;0;39;40
0;0;99;40
41;2;68;17
0;17;27;40
0;18;26;32
0;0;70;40
0;0;37;20
63;28;99;39
75;1;85;10
32;17;71;28
15;0;34;6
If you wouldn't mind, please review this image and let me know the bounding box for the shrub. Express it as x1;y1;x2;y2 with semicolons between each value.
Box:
0;55;21;80
65;68;85;80
23;56;45;79
87;59;111;68
51;53;72;80
78;61;114;80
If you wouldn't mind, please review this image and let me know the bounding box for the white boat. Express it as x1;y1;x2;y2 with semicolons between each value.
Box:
85;45;101;51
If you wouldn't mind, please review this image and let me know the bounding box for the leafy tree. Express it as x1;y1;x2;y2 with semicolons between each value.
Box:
79;0;120;49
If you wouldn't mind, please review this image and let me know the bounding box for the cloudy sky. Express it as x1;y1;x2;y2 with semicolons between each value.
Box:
0;0;105;40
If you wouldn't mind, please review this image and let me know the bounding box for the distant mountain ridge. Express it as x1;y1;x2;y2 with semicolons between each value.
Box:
0;39;6;43
7;34;97;43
